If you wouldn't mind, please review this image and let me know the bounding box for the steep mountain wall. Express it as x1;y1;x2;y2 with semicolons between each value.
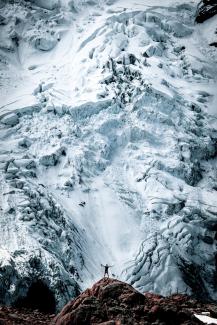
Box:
0;0;217;309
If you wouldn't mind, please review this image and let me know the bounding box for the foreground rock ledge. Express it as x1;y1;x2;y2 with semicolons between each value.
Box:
53;278;217;325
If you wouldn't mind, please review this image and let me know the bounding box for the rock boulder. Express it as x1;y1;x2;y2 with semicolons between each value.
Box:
54;278;215;325
196;0;217;23
1;113;19;126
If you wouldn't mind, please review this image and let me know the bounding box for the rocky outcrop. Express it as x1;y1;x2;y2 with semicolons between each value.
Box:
0;305;54;325
54;278;217;325
1;113;19;126
196;0;217;23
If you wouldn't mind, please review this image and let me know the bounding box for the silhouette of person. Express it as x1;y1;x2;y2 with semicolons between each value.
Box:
101;263;113;278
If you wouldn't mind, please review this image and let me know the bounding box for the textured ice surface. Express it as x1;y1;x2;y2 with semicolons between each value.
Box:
0;0;217;309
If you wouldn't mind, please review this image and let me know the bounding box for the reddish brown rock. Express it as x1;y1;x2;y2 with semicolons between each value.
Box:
54;278;215;325
0;306;54;324
0;278;217;325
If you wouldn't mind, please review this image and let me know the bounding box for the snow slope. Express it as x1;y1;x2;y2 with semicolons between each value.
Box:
0;0;217;309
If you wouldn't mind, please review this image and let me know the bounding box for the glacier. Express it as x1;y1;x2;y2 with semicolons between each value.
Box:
0;0;217;310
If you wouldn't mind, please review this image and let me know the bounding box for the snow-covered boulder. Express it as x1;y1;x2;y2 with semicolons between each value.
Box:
18;138;32;148
6;163;19;175
13;159;36;170
143;44;163;57
30;0;60;10
35;36;58;51
1;113;19;126
39;147;66;167
39;153;59;166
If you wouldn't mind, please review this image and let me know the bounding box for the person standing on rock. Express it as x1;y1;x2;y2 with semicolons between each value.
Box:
101;263;113;278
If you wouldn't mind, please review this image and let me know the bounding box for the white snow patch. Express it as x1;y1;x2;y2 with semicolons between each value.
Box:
194;314;217;325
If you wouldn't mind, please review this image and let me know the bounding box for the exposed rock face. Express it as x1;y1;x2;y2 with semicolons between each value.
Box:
54;278;217;325
196;0;217;23
0;305;54;325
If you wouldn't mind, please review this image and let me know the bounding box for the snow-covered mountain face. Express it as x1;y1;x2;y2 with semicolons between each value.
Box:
0;0;217;310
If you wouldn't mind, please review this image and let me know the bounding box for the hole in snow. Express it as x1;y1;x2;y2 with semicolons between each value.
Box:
15;280;56;313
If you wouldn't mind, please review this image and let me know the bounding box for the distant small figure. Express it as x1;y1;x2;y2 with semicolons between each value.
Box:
101;263;113;278
79;201;86;207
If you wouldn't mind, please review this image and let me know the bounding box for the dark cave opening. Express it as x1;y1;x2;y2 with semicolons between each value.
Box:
15;280;56;313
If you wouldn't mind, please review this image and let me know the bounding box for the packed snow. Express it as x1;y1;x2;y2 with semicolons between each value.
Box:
0;0;217;309
195;314;217;325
